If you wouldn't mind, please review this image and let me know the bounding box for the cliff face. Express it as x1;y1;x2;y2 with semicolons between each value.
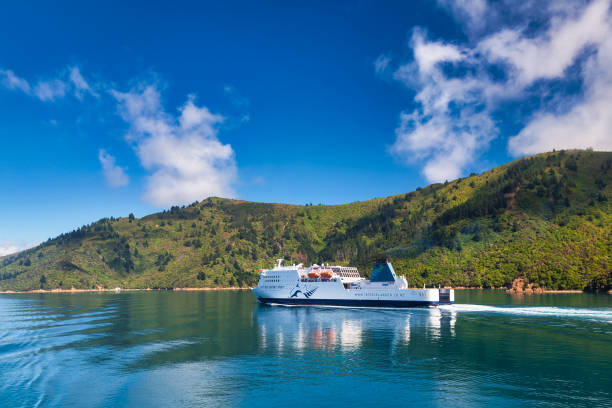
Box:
1;150;610;291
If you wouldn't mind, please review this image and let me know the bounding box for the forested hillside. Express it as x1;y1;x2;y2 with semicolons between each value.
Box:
1;150;610;291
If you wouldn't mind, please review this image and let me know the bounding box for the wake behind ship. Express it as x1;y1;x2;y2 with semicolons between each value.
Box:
252;259;454;307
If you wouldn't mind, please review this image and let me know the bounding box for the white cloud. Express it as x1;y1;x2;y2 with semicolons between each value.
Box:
0;69;31;93
0;242;38;257
389;0;612;183
0;66;99;102
112;84;237;206
393;108;496;182
33;79;67;102
0;66;239;208
509;93;612;154
479;0;610;85
390;29;497;183
98;149;130;187
69;67;99;99
436;0;488;33
509;16;612;154
411;30;464;75
374;54;392;75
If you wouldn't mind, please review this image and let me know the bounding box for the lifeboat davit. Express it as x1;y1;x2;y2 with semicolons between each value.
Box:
308;271;320;278
320;270;333;279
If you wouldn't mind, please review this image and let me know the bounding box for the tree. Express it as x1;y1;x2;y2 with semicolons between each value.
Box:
128;213;135;223
40;274;47;288
197;271;206;281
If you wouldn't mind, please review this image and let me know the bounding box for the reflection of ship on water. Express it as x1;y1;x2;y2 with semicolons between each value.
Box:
391;314;411;350
429;307;442;338
255;305;457;352
257;307;363;351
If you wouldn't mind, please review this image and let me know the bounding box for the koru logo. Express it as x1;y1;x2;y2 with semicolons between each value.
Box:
289;283;318;298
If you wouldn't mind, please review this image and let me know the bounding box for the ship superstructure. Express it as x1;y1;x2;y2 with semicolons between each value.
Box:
252;259;454;307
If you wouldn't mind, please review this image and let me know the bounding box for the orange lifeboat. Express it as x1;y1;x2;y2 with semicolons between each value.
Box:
308;271;320;278
320;270;333;279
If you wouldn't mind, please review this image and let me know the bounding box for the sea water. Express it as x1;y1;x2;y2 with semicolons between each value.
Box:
0;290;610;407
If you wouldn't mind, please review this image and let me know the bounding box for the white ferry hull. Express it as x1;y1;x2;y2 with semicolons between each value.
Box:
252;260;454;308
256;296;440;307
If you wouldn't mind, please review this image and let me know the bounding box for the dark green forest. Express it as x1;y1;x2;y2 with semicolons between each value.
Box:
1;150;610;291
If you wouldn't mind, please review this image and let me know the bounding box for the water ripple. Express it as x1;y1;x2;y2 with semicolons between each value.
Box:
0;291;610;407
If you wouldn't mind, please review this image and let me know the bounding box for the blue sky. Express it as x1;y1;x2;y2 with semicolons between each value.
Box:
1;0;611;254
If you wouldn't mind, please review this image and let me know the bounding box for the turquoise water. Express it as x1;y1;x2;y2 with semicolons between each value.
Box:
0;290;611;407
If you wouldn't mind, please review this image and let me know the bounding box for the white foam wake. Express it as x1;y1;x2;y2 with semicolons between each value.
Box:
439;304;612;323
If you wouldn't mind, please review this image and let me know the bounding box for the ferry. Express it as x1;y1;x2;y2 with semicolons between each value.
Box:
252;259;454;307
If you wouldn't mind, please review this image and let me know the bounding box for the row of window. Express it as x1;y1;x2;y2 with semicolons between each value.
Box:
353;292;423;297
300;278;338;282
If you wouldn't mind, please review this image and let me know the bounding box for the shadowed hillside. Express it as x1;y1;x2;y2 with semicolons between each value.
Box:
1;150;610;291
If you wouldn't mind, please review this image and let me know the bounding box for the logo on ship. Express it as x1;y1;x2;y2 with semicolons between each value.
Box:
289;283;318;298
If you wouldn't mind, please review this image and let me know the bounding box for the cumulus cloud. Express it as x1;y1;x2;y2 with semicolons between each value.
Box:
112;84;237;206
509;19;612;154
479;0;610;85
393;108;496;182
411;30;464;75
388;0;612;183
507;0;612;154
390;29;499;182
98;149;130;187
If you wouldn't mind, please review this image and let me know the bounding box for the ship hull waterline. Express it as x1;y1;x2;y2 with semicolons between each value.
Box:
256;297;452;308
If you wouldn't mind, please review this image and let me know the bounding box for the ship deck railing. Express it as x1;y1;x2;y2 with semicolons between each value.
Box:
300;278;339;283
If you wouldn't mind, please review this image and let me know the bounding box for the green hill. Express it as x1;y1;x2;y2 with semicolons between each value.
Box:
1;150;610;292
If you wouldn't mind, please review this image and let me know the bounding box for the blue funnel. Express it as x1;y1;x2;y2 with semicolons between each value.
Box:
370;261;397;282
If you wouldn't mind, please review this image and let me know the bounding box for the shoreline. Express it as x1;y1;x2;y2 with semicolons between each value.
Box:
0;287;607;294
0;287;253;294
506;289;585;294
452;287;588;294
